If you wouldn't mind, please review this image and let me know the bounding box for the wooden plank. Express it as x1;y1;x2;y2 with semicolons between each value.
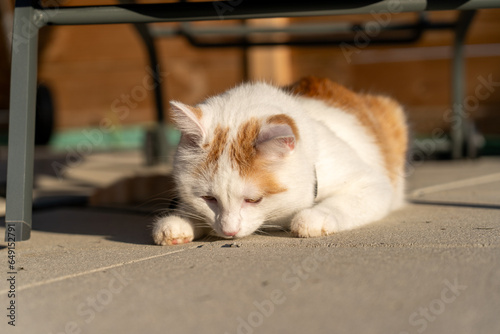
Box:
246;18;292;85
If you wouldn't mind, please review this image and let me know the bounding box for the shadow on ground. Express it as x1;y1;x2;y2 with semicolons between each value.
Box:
0;206;292;246
0;208;154;245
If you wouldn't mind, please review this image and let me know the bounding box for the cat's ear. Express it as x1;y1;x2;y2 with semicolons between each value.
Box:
170;101;206;144
255;123;296;160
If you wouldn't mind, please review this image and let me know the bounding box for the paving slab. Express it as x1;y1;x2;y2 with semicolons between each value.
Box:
0;157;499;334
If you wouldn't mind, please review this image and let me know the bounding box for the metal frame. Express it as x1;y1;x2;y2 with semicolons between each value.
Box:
5;0;39;241
150;14;455;48
34;1;500;24
5;0;500;241
451;10;476;159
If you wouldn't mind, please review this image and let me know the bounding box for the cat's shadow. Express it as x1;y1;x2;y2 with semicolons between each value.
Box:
3;173;177;245
0;207;156;245
0;172;295;246
0;206;293;246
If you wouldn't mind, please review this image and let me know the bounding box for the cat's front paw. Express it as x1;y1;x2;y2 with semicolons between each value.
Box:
152;215;194;246
290;208;338;238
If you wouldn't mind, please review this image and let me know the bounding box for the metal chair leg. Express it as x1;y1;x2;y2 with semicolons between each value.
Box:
451;10;476;159
4;0;41;241
132;23;169;165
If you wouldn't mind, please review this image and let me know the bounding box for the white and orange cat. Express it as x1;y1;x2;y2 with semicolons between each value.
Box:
152;77;407;245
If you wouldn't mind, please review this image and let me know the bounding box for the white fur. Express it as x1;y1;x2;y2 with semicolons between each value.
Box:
152;82;405;245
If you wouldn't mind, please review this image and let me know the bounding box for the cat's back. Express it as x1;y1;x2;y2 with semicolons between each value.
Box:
288;76;408;186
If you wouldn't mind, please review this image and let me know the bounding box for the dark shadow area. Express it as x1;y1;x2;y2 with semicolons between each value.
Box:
0;207;155;245
0;204;293;245
0;172;182;245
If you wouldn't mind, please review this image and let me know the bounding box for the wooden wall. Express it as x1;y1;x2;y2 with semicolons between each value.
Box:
1;2;499;136
290;11;500;135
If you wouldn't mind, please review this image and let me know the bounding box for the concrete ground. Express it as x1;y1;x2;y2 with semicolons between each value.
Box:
0;150;499;334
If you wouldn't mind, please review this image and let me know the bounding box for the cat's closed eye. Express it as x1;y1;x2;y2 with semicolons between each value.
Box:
202;196;262;204
244;197;263;204
201;196;217;203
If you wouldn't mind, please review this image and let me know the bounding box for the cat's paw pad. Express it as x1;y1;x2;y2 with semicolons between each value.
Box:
152;216;194;246
290;208;338;238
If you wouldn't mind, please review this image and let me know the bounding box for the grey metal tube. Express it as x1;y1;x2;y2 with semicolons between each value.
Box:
5;1;39;241
451;10;476;159
151;22;357;38
132;23;165;124
39;1;500;26
150;19;456;38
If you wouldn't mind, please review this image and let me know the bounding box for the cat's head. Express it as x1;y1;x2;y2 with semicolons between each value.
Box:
169;83;315;239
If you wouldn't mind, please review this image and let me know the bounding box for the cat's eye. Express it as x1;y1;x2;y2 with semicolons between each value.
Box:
201;196;217;203
244;197;263;204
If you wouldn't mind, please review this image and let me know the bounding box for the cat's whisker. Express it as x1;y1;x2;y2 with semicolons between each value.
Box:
254;229;271;236
263;208;301;222
171;213;206;222
134;187;178;203
261;223;287;230
153;207;205;221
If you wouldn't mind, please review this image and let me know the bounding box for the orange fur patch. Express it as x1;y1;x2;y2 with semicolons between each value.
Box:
288;76;407;185
229;118;288;197
246;159;288;196
197;125;229;173
229;118;261;176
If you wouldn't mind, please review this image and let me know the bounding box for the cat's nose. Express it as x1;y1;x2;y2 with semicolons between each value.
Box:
222;229;240;237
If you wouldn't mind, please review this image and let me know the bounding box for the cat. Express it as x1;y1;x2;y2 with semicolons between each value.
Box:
152;76;408;245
